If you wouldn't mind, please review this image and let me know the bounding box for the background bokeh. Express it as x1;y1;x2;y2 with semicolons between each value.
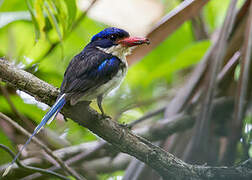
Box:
0;0;251;179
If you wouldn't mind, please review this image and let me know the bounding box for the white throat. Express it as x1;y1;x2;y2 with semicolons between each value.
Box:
97;44;134;65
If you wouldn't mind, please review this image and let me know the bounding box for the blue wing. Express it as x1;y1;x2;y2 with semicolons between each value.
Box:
97;57;121;76
60;48;122;104
3;94;66;176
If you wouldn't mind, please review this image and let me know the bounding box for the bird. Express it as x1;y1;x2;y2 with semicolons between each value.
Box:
3;27;149;176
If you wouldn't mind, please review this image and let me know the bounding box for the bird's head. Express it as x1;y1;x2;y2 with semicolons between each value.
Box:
90;27;149;58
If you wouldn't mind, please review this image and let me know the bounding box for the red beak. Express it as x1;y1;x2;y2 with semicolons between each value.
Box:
118;37;150;47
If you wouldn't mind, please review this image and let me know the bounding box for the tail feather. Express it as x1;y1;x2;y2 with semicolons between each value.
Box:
46;95;65;125
2;94;66;177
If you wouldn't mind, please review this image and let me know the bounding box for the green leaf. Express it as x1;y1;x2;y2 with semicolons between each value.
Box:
203;0;229;32
34;0;46;39
234;64;240;81
0;0;4;8
44;0;62;41
0;21;35;61
168;40;211;72
0;130;14;164
126;22;195;87
66;119;96;145
0;95;45;124
149;40;211;82
64;0;76;30
0;0;28;11
26;0;40;41
52;0;68;37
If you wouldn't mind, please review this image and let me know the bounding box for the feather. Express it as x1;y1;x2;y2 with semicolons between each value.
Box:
60;48;124;100
2;94;66;176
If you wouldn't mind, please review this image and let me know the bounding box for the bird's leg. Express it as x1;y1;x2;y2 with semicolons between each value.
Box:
97;95;110;118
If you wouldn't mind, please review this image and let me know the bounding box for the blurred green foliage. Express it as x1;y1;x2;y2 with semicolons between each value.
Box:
0;0;250;179
0;129;13;164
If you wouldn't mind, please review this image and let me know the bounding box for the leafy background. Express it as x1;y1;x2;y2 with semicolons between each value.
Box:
0;0;251;179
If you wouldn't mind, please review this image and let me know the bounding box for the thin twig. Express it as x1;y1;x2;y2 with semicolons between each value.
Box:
0;85;33;128
114;94;168;122
191;12;209;40
222;1;252;165
22;105;166;180
13;98;232;179
71;0;98;30
0;144;69;180
0;97;240;179
183;0;239;163
198;0;238;135
20;141;107;180
127;0;210;64
217;51;240;83
128;107;165;128
0;112;85;180
164;43;214;116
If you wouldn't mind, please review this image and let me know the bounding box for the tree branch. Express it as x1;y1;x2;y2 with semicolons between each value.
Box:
0;112;85;180
0;144;69;180
1;58;252;179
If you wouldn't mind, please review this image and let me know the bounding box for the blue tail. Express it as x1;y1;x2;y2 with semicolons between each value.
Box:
3;94;66;176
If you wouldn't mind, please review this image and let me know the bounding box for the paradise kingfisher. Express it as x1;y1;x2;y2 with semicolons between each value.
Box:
4;27;149;175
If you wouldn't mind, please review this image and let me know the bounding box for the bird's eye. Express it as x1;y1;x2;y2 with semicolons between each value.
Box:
110;35;116;41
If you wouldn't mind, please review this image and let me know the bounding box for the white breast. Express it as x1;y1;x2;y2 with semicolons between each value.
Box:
97;66;126;95
97;44;133;68
79;45;131;101
80;67;126;101
81;58;128;101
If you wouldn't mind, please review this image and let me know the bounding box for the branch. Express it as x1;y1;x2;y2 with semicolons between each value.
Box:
0;85;33;128
1;58;252;179
222;0;252;165
184;0;238;163
0;97;235;178
0;144;69;180
128;106;165;128
81;154;131;174
127;0;210;64
0;113;193;178
136;113;194;141
0;141;106;179
0;112;193;179
0;112;85;180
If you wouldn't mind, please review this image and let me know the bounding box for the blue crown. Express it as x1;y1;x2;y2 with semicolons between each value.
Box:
91;27;129;42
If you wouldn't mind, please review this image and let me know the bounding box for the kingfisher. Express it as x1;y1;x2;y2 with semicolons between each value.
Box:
3;27;149;175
